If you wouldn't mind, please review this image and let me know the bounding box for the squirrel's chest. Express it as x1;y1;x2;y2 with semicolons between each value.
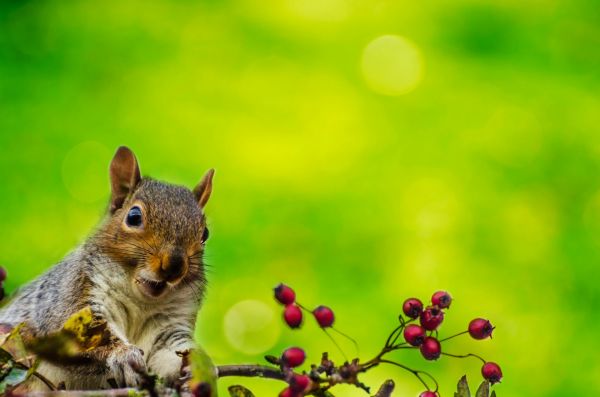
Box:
89;283;196;352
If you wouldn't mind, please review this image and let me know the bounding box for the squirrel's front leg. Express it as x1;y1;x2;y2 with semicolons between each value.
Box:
104;340;147;387
80;319;148;389
145;327;195;385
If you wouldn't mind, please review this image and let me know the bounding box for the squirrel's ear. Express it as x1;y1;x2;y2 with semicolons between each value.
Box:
109;146;141;213
193;169;214;209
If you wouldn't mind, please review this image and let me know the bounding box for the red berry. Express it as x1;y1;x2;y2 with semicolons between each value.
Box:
431;291;452;309
420;306;444;331
402;298;423;319
274;284;296;305
481;362;503;384
420;337;441;360
192;382;212;397
403;324;426;346
468;318;494;340
279;387;299;397
0;267;6;282
289;374;310;392
419;392;437;397
284;305;303;328
312;306;335;328
281;347;306;368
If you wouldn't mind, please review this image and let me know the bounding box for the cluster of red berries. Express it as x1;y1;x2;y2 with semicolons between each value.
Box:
273;285;344;397
278;347;311;397
274;284;335;329
401;292;451;361
0;267;7;301
401;291;502;394
271;285;503;396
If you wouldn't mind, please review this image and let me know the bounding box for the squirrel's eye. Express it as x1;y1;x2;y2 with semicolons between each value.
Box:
201;227;209;243
126;206;143;228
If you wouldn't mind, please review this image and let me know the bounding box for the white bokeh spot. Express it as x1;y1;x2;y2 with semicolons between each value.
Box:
361;35;423;96
224;300;281;355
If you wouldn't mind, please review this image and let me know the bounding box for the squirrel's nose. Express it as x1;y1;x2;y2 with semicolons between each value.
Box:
161;253;185;281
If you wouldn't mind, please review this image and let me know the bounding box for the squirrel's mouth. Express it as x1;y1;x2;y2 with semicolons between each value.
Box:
135;277;168;298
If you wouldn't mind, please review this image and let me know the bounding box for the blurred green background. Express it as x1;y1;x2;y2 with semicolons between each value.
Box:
1;0;599;395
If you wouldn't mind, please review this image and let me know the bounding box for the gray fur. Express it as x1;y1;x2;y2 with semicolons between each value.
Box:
0;176;209;390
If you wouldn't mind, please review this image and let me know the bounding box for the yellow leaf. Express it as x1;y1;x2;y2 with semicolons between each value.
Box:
27;307;110;365
62;307;108;351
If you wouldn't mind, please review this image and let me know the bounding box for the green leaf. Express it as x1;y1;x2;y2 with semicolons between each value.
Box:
312;391;335;397
455;375;471;397
191;347;217;397
475;381;490;397
490;391;497;397
0;359;14;381
228;385;255;397
0;366;29;393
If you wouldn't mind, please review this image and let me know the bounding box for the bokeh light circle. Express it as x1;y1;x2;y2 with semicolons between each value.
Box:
224;300;281;355
361;35;423;96
62;141;111;203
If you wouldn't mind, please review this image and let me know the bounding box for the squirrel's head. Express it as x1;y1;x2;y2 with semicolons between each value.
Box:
96;146;214;300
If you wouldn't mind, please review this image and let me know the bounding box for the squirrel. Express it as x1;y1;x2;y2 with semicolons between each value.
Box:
0;146;214;391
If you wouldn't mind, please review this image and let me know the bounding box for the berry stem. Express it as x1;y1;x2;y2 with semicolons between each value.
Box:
331;327;360;356
385;316;416;348
378;359;439;392
385;324;404;348
438;330;469;342
323;328;349;361
389;345;416;351
441;352;487;364
296;302;311;312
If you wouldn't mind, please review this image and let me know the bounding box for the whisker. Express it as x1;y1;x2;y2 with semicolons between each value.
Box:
137;236;158;255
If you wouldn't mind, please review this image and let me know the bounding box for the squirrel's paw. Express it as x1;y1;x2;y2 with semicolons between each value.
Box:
106;344;147;388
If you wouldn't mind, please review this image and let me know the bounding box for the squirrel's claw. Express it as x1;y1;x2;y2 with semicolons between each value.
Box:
106;344;147;388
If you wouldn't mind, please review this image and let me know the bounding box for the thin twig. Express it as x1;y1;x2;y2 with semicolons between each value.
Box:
379;359;438;392
438;330;469;342
216;364;287;381
13;362;57;391
26;389;138;397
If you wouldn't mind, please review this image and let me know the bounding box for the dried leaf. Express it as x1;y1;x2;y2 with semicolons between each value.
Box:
228;385;256;397
0;359;13;381
455;375;471;397
0;348;12;365
1;324;35;367
27;307;110;365
62;307;109;350
476;381;490;397
27;330;87;364
0;324;14;346
372;379;395;396
264;355;279;365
